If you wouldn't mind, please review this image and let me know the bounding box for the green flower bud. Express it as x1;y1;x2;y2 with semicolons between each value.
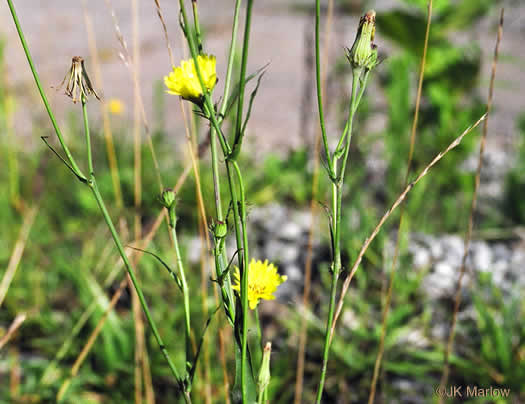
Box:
257;342;272;395
159;188;176;209
159;188;177;227
365;44;379;72
213;220;228;239
347;10;377;70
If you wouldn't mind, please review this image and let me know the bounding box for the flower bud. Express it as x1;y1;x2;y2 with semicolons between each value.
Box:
257;342;272;395
347;10;377;70
159;188;176;209
365;44;379;72
159;188;178;227
212;220;228;239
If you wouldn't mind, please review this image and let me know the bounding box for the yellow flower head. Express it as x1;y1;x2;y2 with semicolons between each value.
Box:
233;259;287;310
107;98;125;115
164;54;217;102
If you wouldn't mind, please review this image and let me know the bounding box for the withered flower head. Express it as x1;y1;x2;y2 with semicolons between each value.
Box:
59;56;100;103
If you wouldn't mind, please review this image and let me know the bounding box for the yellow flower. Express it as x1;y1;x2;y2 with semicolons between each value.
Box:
164;54;217;102
107;98;125;115
233;259;287;310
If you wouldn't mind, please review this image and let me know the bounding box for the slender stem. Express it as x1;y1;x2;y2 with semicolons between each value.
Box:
204;104;236;321
178;0;230;155
222;158;250;401
6;0;86;182
169;219;192;367
337;70;361;183
81;96;94;175
230;0;254;159
314;0;334;179
211;0;242;296
335;69;367;156
182;0;242;326
178;2;252;400
81;96;187;401
191;0;203;53
254;307;263;351
219;0;243;116
314;262;339;403
316;68;362;404
233;160;250;403
9;0;187;398
89;181;187;398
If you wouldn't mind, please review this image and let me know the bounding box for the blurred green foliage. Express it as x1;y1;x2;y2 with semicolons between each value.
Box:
455;273;525;398
376;0;491;232
504;113;525;224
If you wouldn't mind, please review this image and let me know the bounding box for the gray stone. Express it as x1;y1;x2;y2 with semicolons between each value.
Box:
264;239;299;264
284;264;302;282
441;235;464;267
278;221;302;241
470;241;493;272
492;243;511;261
292;211;312;230
409;244;431;269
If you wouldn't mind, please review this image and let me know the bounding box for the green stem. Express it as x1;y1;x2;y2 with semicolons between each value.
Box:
81;96;94;176
254;307;263;352
233;160;250;403
178;2;252;400
337;70;361;182
10;0;188;399
6;0;86;182
314;0;334;180
230;0;254;159
182;0;245;329
314;263;339;403
335;69;366;157
89;180;188;401
219;0;243;117
169;216;192;368
204;104;236;321
315;68;363;404
191;0;203;53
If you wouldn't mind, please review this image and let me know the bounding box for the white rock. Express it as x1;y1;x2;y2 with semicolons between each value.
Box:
279;221;302;241
471;241;492;272
264;239;299;264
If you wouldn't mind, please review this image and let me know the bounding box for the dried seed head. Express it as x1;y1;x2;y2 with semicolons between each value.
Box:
59;56;100;103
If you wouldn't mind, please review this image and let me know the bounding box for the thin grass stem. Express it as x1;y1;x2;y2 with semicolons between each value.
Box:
368;3;433;402
329;114;487;344
438;9;504;400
